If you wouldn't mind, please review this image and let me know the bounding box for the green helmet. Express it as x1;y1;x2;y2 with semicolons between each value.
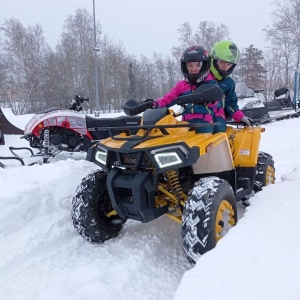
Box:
210;41;240;80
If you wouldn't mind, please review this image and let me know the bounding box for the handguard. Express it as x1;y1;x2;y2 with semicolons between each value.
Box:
177;83;224;105
123;99;154;116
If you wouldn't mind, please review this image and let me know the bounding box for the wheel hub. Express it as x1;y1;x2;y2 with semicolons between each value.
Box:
215;200;236;241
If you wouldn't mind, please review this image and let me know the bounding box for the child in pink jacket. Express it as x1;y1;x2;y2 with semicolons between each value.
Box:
154;45;219;134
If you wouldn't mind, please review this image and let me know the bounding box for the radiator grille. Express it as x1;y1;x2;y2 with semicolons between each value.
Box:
110;151;154;169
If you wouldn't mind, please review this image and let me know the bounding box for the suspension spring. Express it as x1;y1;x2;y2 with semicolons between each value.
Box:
165;170;186;207
43;129;50;148
43;129;50;163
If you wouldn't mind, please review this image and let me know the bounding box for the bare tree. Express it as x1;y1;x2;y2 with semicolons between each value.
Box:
194;21;230;51
56;8;96;109
164;56;181;92
172;21;230;60
264;0;300;85
4;10;291;115
0;42;10;106
152;52;169;97
172;22;194;59
135;55;158;99
97;35;129;112
0;19;50;113
262;48;291;101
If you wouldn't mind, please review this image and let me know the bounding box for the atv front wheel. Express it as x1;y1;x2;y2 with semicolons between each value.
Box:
72;170;125;243
254;152;275;193
182;176;237;264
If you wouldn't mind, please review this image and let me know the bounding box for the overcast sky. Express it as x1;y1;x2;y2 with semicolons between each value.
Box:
0;0;274;57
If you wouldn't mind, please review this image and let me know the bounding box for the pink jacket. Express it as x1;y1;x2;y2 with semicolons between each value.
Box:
155;74;217;122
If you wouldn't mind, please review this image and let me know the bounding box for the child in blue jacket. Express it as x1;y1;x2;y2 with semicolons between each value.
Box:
210;40;252;132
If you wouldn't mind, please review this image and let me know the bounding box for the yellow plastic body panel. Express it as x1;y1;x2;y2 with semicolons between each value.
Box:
100;114;213;150
226;126;264;167
99;114;264;171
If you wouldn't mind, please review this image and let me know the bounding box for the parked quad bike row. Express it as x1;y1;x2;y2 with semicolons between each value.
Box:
0;83;287;263
0;84;298;168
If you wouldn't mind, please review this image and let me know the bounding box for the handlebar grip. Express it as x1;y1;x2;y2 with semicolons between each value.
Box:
123;99;154;116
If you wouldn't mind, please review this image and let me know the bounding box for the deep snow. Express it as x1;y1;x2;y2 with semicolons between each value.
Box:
1;109;300;300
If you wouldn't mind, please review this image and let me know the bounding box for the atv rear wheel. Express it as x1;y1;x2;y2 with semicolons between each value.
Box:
254;152;275;193
182;176;237;264
72;170;125;243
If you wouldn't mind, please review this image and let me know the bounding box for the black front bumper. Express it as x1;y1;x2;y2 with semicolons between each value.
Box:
107;168;168;223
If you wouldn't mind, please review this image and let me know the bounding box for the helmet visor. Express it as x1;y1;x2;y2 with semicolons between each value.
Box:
214;48;240;64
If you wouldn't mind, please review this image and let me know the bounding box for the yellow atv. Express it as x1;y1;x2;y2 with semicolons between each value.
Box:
71;84;275;264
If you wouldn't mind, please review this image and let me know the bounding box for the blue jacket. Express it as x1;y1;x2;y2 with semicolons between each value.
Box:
215;76;244;121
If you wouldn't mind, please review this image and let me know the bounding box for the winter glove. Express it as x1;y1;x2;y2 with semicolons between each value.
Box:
240;116;253;126
136;98;156;114
140;98;153;104
139;99;155;109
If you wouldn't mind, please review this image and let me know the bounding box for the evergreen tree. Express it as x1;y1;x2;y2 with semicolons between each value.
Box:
234;45;267;89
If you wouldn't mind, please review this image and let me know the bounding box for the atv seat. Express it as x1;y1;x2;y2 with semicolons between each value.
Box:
37;107;62;114
143;108;170;125
87;115;142;140
86;115;141;128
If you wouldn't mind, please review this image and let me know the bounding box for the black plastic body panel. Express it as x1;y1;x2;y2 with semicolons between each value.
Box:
107;167;168;223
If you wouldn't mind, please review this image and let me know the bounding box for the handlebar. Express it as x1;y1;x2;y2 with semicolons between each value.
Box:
123;84;224;116
177;84;224;105
68;95;89;112
123;99;150;116
74;95;89;103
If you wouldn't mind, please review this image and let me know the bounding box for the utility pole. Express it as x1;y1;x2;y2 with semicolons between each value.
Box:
93;0;100;116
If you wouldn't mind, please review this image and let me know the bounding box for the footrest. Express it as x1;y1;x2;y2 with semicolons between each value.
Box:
238;177;251;189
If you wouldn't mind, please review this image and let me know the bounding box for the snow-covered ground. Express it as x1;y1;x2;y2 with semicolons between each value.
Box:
1;111;300;300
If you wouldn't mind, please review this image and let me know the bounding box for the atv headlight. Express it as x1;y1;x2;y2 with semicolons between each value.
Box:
153;151;183;168
95;147;107;165
150;145;188;169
